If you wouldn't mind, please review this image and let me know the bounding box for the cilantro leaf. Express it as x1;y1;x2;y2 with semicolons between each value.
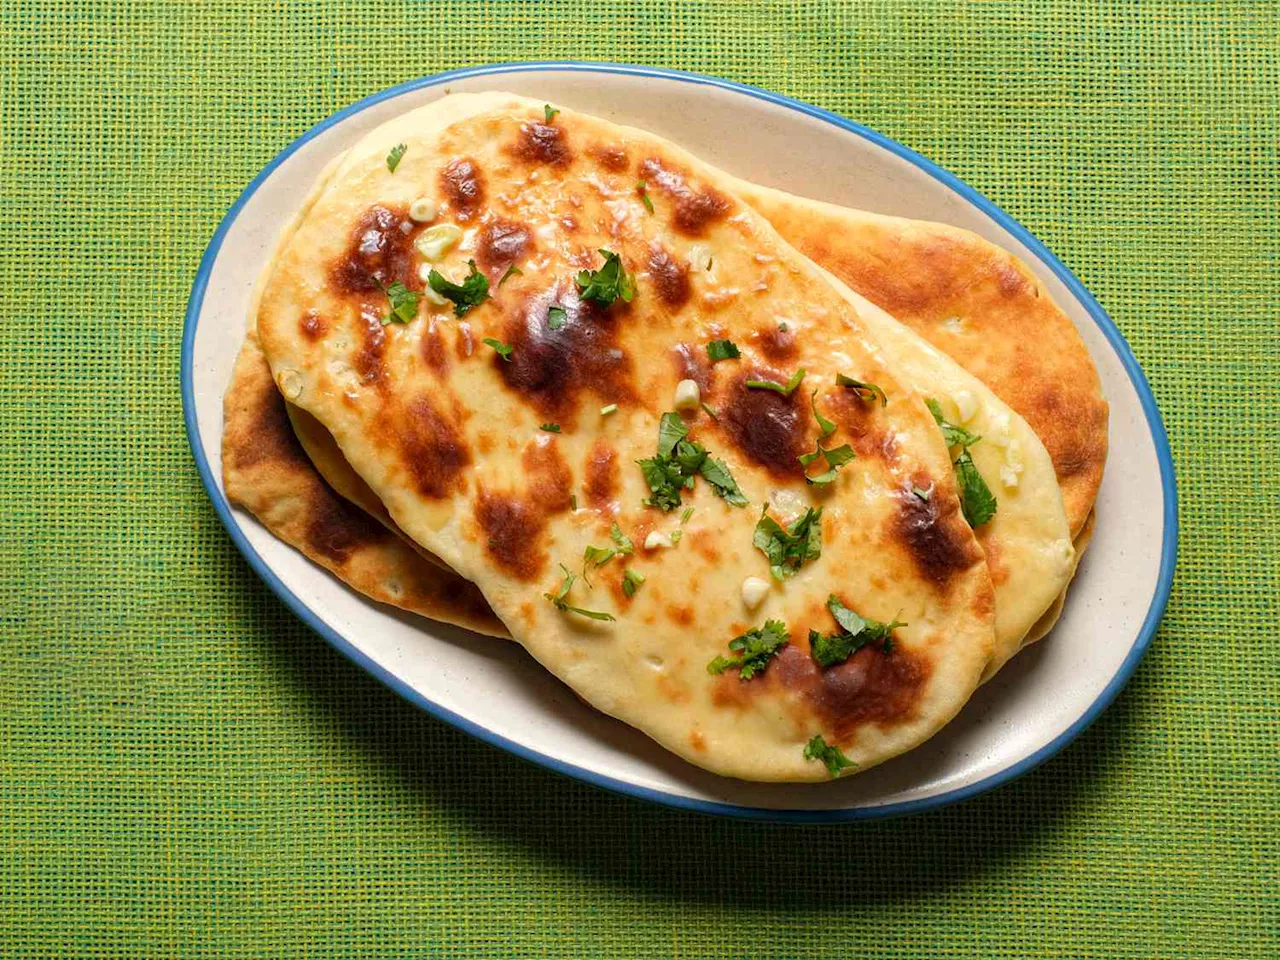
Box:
547;305;568;330
610;522;634;556
386;143;407;172
379;280;420;325
622;568;645;597
922;398;996;526
706;339;740;362
804;735;855;778
803;443;856;486
499;264;522;287
482;338;513;362
576;248;636;307
753;506;823;580
581;544;616;584
746;368;806;396
427;260;491;317
954;449;998;527
656;411;689;456
925;398;982;448
836;373;887;406
810;389;836;438
543;564;616;621
544;104;559;122
706;620;790;680
539;423;561;433
637;180;654;213
809;594;905;667
698;455;749;506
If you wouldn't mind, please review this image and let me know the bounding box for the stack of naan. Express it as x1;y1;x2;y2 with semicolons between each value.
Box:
223;93;1107;782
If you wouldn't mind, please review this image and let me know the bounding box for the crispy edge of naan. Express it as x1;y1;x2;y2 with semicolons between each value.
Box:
221;333;507;638
1016;508;1096;651
729;179;1108;540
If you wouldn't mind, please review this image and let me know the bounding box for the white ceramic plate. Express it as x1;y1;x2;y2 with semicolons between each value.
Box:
183;63;1176;821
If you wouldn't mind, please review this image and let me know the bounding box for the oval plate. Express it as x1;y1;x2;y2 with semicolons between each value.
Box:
183;63;1176;821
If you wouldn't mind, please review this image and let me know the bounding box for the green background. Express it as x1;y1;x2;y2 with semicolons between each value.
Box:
3;1;1277;956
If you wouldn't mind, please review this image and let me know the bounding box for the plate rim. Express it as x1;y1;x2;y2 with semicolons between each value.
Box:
181;60;1178;822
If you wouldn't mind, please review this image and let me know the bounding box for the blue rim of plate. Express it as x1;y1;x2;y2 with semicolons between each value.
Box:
181;61;1178;823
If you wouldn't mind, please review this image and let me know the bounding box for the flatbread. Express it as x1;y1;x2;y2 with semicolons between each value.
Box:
814;272;1073;678
256;92;997;781
728;180;1108;540
221;332;506;638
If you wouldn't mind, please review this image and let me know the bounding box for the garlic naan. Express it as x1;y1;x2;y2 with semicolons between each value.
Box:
256;93;996;781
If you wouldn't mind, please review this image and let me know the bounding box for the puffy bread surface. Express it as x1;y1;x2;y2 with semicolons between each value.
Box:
729;179;1108;540
256;92;996;781
222;333;506;638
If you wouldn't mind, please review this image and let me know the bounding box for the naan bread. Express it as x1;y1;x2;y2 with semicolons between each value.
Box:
222;333;506;638
812;271;1073;677
256;92;997;781
728;180;1108;540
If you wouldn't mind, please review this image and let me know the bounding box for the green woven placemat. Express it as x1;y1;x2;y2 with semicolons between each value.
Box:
2;1;1277;956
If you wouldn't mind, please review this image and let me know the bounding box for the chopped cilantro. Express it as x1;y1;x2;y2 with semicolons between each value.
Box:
547;304;568;330
576;248;636;307
600;403;618;416
810;389;837;439
925;398;996;527
954;449;998;527
706;339;740;362
386;143;407;172
610;522;634;556
656;410;687;455
706;620;790;680
539;423;561;433
498;264;522;286
753;506;823;580
912;485;931;502
638;455;689;511
698;455;748;505
482;338;513;362
636;412;747;511
544;104;559;122
378;280;420;326
746;368;806;396
637;180;654;213
802;443;856;486
582;544;616;584
622;568;646;598
427;260;491;317
808;594;905;667
544;564;616;621
836;373;887;406
804;735;855;778
671;529;683;545
925;398;982;448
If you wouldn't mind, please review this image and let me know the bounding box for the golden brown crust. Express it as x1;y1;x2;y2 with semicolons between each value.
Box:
221;334;507;639
731;183;1108;539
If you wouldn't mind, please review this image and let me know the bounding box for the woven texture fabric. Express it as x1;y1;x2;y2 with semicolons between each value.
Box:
2;1;1277;956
